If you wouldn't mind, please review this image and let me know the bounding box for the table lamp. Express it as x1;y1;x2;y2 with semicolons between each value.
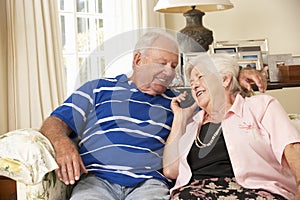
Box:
154;0;233;52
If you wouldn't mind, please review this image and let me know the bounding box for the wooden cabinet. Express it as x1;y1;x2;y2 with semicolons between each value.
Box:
0;176;17;200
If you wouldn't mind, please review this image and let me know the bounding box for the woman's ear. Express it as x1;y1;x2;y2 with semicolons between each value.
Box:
222;74;232;88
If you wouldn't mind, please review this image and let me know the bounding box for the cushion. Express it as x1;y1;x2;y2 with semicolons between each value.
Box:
0;128;58;185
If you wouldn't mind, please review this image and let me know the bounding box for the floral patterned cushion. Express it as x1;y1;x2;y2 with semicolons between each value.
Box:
0;128;58;185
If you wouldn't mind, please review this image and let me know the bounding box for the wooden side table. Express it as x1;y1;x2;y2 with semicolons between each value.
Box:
0;176;17;200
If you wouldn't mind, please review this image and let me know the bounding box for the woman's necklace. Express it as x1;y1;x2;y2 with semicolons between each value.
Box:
195;123;222;149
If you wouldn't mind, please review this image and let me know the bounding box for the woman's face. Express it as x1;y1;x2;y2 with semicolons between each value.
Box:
189;66;226;121
189;67;211;110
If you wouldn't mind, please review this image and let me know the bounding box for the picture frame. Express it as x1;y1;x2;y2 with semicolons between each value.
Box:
214;47;237;53
169;63;185;87
267;54;293;82
170;52;202;88
237;46;261;52
238;51;263;70
290;56;300;65
238;59;260;70
211;39;269;53
181;52;202;86
210;39;269;66
212;47;238;59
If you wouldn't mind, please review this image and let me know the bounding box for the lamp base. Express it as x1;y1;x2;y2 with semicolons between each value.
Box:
177;8;213;52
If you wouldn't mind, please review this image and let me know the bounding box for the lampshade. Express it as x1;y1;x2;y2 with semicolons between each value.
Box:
154;0;233;52
154;0;233;13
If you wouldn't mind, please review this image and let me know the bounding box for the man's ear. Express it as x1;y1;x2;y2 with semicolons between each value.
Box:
133;52;142;66
223;74;232;88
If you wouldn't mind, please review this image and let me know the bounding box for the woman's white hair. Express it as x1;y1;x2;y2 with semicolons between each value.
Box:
186;53;247;97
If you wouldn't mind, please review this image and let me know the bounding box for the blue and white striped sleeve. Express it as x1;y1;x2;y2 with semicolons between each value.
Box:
50;80;99;135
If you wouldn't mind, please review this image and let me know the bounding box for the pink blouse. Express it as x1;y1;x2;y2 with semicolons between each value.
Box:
172;94;300;200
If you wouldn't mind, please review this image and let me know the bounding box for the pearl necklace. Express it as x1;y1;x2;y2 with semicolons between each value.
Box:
195;124;222;149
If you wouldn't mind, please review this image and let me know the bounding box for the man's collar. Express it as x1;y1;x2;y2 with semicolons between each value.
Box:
116;74;129;83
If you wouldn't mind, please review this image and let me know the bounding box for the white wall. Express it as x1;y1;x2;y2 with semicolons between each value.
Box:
265;87;300;114
165;0;300;56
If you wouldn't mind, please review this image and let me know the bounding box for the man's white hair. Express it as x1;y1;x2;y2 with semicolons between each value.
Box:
133;30;179;55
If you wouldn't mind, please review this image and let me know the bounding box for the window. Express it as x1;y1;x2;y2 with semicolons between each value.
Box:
58;0;105;95
57;0;162;95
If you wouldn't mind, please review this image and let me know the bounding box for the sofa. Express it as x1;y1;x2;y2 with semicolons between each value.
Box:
0;129;72;200
0;114;300;200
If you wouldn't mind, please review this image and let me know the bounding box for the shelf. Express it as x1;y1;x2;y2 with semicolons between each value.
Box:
252;82;300;91
173;82;300;93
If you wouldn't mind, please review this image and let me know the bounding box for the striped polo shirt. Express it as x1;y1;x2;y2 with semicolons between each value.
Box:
51;74;176;187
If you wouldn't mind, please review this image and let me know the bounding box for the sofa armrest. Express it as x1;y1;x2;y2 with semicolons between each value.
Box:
0;129;59;184
0;128;73;199
17;171;72;200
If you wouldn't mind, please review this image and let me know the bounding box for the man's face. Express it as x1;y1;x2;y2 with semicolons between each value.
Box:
134;38;179;95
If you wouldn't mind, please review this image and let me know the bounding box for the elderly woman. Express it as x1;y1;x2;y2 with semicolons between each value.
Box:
164;53;300;199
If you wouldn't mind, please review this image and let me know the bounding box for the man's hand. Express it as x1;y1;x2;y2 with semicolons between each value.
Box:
40;116;88;185
54;135;87;185
239;68;267;93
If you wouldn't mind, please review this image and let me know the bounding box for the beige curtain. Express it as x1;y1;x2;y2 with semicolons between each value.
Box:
103;0;166;39
136;0;166;28
0;1;8;134
5;0;66;131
